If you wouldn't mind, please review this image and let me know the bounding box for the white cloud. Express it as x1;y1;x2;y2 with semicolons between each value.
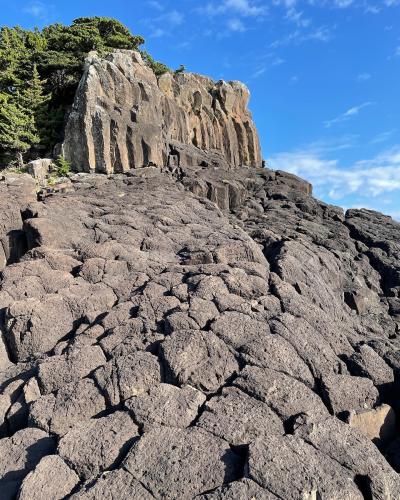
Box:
371;129;397;144
250;57;284;79
23;1;53;19
270;24;332;47
357;72;371;81
334;0;354;7
201;0;267;17
324;102;374;128
267;145;400;201
227;18;246;31
145;9;185;38
147;0;164;11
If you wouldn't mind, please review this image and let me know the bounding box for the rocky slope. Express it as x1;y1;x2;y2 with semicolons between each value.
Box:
61;50;262;173
1;163;400;499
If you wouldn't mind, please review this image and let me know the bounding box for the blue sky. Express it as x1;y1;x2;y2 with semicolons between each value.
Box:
2;0;400;217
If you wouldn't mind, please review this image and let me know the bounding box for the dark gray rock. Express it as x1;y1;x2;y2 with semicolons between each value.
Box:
58;411;139;480
125;383;205;430
321;373;379;416
37;345;106;394
2;158;400;496
123;426;242;498
0;428;55;499
197;386;284;445
294;416;400;499
198;478;277;499
234;365;328;421
70;469;154;499
94;351;162;405
247;433;362;499
17;455;79;500
160;329;239;393
29;379;105;435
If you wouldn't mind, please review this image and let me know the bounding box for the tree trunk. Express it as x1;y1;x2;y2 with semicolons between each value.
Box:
16;151;24;168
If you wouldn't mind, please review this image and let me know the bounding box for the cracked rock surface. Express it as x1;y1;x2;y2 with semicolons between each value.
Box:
1;165;400;498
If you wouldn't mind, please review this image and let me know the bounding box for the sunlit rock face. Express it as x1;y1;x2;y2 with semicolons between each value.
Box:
62;50;262;173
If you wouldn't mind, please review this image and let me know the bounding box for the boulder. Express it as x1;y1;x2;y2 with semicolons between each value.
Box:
0;428;55;499
160;329;239;393
347;404;397;445
123;426;242;498
27;158;53;185
29;379;105;436
321;373;379;416
125;383;206;430
58;411;139;480
17;455;79;500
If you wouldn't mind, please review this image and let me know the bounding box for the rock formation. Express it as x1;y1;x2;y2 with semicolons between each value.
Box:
1;162;400;498
1;50;400;499
62;50;262;173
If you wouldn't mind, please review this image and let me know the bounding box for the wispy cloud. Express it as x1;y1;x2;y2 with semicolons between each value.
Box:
271;24;333;47
267;145;400;201
201;0;267;17
227;18;246;32
371;129;397;144
145;9;185;38
250;56;284;78
357;72;371;81
147;0;164;10
324;102;374;128
23;1;54;20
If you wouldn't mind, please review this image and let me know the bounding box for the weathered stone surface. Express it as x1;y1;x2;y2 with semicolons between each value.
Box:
294;416;400;499
70;469;153;499
0;428;54;499
197;386;284;445
347;344;395;387
29;379;105;435
234;365;328;421
125;383;205;430
198;479;277;499
0;174;36;272
37;345;106;394
17;455;79;500
348;404;397;445
247;433;362;499
160;329;239;393
58;411;139;480
321;373;379;416
27;158;53;186
2;156;400;497
94;351;162;405
124;426;242;497
63;50;262;173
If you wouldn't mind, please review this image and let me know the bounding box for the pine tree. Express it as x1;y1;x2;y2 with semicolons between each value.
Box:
19;64;51;150
0;93;39;166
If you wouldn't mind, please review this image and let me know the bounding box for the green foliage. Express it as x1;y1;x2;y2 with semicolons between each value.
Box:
0;17;146;163
0;92;39;165
54;155;71;176
174;64;186;74
141;51;171;77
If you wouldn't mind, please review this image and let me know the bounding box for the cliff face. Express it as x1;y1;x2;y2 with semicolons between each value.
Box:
62;50;262;173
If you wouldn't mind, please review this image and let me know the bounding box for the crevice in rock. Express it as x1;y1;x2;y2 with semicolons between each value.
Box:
354;474;373;500
229;443;249;482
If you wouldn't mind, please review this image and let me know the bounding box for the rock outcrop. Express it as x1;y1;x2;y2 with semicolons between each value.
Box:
1;163;400;498
62;50;262;173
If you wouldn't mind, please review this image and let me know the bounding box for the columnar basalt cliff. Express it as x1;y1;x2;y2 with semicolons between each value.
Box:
62;50;262;173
